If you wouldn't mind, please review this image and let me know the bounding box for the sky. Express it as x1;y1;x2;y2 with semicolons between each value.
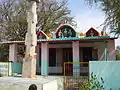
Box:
67;0;120;47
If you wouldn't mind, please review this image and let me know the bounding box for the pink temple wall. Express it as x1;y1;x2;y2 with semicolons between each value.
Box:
95;40;116;60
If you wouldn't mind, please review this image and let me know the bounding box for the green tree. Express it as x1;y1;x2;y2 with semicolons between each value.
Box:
0;0;76;61
0;0;76;41
85;0;120;37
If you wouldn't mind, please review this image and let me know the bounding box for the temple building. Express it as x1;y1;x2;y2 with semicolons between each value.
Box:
2;24;117;76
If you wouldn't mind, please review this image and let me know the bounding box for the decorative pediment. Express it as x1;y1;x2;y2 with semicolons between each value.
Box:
37;26;109;40
56;24;76;38
86;28;99;37
37;31;47;39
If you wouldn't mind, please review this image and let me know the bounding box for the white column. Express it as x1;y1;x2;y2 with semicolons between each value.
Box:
41;42;49;75
72;41;80;76
9;44;17;62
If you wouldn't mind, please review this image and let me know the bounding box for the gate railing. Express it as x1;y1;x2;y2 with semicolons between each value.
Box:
64;62;89;90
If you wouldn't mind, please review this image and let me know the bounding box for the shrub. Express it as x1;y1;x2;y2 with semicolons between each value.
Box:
79;72;104;90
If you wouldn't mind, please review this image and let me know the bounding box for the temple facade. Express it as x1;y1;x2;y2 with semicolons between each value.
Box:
4;24;117;76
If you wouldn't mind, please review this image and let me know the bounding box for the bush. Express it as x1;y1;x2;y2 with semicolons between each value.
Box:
79;72;104;90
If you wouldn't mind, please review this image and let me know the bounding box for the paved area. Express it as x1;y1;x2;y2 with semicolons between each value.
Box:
0;76;64;90
0;76;62;84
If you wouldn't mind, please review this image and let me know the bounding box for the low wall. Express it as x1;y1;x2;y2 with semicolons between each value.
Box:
11;62;22;74
89;61;120;90
0;62;12;76
0;62;22;76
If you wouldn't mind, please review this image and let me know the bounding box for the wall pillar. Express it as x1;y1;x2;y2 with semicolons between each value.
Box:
36;44;40;73
108;40;116;60
41;42;49;75
104;41;108;61
9;44;17;62
72;41;80;76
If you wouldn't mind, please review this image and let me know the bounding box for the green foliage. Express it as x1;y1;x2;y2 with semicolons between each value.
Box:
85;0;120;36
0;0;76;41
0;0;28;41
0;0;76;59
79;73;105;90
89;72;104;90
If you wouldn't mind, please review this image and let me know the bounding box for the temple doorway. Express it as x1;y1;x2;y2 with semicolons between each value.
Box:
63;48;73;75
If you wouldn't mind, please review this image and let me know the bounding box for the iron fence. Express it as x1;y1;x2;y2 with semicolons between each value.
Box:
64;62;89;90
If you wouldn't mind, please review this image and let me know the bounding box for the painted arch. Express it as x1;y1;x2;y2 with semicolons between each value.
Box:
86;27;99;37
37;31;48;39
56;24;76;38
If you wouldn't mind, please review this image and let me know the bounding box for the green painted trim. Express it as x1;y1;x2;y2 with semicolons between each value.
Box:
73;60;80;75
73;60;80;62
38;36;111;41
41;60;48;75
11;62;23;74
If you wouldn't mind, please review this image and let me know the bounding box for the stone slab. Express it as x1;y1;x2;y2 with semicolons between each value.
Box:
0;76;63;90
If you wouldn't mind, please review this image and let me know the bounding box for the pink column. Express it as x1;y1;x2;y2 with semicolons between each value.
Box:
72;41;80;76
9;44;17;62
108;40;116;60
36;44;40;73
41;42;49;75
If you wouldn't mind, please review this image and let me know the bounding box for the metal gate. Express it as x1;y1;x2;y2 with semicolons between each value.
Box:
64;62;89;90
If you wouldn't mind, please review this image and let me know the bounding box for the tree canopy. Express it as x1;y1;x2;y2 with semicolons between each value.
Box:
85;0;120;37
0;0;76;41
